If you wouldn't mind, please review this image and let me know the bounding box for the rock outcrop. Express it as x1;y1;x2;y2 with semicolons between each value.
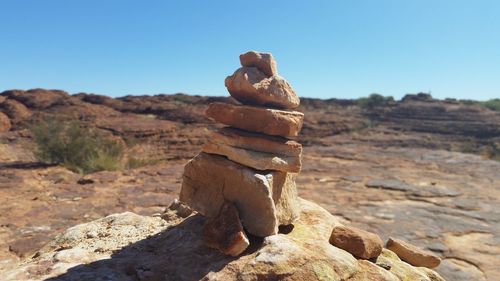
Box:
3;199;445;281
0;112;11;132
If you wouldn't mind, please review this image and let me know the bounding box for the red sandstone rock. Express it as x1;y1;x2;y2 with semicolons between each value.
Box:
225;67;299;109
203;202;249;256
239;51;277;76
0;112;11;132
205;102;304;137
386;237;441;268
329;225;383;259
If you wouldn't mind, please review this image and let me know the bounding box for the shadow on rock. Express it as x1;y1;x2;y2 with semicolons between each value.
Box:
45;214;244;281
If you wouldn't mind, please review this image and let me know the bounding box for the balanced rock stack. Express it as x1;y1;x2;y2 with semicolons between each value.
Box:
180;51;303;256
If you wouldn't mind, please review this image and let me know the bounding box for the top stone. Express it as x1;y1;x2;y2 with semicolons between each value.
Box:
240;51;277;76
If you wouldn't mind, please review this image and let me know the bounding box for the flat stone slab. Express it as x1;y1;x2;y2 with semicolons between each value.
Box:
205;102;304;137
366;179;461;198
211;127;302;156
180;153;299;237
202;128;302;172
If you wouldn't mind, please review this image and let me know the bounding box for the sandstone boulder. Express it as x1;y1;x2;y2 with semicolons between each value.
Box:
239;51;277;76
225;67;299;109
180;152;299;236
329;225;383;259
0;99;32;122
1;89;71;109
2;199;445;281
386;237;441;268
203;202;249;256
0;112;11;132
205;102;304;137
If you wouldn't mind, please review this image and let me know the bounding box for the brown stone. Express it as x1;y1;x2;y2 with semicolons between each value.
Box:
203;202;250;256
239;51;278;76
0;99;32;122
225;67;299;109
180;152;299;236
203;127;302;173
205;102;304;137
202;141;301;173
0;112;11;132
386;237;441;268
329;225;383;259
211;127;302;156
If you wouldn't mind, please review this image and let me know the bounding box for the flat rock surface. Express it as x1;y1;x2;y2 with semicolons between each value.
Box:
3;199;444;281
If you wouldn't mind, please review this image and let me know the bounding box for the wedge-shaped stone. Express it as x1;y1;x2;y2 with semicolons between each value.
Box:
225;67;299;109
205;102;304;137
180;153;299;236
203;202;250;257
210;127;302;156
202;142;301;173
386;237;441;268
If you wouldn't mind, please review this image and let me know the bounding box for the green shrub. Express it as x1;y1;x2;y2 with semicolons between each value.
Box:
126;156;161;169
30;118;124;174
356;94;395;110
481;99;500;111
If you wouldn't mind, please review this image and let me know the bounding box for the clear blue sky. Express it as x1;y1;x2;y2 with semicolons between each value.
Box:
1;1;499;100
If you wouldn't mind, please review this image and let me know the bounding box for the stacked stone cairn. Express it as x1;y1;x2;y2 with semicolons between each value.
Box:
180;51;303;256
178;51;442;271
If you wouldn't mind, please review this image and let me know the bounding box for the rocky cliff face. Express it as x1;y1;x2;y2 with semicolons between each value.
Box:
374;98;500;138
4;198;445;281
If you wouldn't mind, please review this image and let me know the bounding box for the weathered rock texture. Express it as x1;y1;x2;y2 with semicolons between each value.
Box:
0;112;11;132
2;199;445;281
210;127;302;156
329;225;383;259
180;152;299;236
0;99;32;122
203;202;249;256
225;67;299;109
202;141;301;172
205;102;304;137
387;237;441;268
239;51;278;76
0;89;497;280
